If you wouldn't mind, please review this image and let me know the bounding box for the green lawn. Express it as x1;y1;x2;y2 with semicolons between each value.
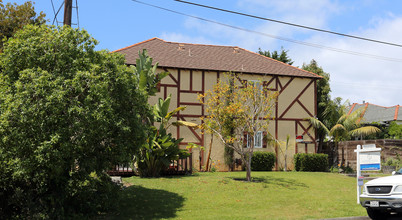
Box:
105;172;367;220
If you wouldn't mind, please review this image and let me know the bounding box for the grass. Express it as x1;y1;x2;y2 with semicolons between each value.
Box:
105;172;367;220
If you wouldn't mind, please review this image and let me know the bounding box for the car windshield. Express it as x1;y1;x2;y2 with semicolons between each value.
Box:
395;168;402;175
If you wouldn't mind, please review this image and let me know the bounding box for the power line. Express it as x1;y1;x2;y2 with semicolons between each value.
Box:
75;0;79;28
51;0;64;25
131;0;402;63
50;0;59;25
174;0;402;48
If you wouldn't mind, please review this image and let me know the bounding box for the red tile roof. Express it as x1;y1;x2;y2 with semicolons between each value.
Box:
113;38;321;79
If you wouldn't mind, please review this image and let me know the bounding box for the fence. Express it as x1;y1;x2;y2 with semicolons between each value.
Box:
337;139;402;170
107;153;193;176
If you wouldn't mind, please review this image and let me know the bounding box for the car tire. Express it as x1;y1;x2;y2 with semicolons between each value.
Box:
366;208;388;220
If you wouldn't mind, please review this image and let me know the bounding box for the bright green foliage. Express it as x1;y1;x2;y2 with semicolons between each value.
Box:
251;152;276;171
0;25;149;218
258;47;294;65
388;121;402;139
309;107;380;159
294;153;329;172
136;49;169;97
136;95;192;177
0;1;45;51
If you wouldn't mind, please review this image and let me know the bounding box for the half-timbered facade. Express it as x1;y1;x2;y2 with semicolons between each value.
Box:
114;38;322;171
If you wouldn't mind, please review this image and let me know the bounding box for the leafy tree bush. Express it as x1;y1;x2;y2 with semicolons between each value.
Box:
0;25;150;218
251;152;276;171
387;122;402;139
0;1;45;51
294;153;329;172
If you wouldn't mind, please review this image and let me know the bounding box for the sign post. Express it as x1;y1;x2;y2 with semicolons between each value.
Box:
354;144;381;204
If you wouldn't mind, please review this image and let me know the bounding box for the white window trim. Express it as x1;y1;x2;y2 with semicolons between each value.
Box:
247;131;263;148
248;80;263;90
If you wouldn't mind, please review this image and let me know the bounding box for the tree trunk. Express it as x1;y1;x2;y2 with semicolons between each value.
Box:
205;134;213;172
246;152;252;182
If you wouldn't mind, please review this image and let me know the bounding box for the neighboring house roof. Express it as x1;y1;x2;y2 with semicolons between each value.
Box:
348;102;401;124
113;38;321;79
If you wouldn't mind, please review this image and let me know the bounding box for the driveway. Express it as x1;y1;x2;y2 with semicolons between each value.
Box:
322;214;402;220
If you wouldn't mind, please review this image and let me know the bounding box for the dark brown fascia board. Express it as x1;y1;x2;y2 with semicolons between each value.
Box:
125;64;323;79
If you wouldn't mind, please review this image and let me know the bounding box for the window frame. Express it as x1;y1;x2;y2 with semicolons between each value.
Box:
247;131;263;148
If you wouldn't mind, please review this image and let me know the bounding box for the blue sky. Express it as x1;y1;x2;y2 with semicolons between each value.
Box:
6;0;402;107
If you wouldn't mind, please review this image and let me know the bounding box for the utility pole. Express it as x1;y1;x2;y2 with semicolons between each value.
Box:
63;0;72;26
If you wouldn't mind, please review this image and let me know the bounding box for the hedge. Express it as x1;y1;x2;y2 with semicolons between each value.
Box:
251;151;276;171
294;153;329;172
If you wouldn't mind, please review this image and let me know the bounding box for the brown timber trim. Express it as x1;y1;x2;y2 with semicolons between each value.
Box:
295;121;298;154
277;77;283;90
297;100;313;117
279;79;314;119
163;67;179;85
277;118;309;121
265;76;276;89
180;102;202;106
154;66;322;79
178;114;203;117
179;90;203;94
177;69;181;140
160;84;178;88
298;121;314;142
275;77;279;170
314;79;318;153
279;77;294;95
314;79;317;117
178;121;203;143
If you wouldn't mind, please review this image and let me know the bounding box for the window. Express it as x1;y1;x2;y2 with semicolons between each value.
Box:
247;131;263;148
248;80;263;90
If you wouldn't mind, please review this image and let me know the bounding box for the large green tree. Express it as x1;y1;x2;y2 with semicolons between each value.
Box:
0;0;45;51
258;47;294;65
0;25;150;218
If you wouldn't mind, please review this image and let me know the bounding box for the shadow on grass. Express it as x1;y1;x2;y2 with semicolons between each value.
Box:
230;176;308;189
104;185;185;220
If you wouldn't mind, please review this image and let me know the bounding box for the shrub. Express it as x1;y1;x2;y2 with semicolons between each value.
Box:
294;153;329;172
251;152;276;171
0;25;150;218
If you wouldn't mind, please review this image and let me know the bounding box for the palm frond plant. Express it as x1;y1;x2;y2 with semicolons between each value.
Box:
308;107;380;165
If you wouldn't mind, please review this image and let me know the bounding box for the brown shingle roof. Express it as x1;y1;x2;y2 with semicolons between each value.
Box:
113;38;321;79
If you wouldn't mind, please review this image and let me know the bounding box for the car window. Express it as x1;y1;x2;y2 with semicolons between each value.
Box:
396;168;402;174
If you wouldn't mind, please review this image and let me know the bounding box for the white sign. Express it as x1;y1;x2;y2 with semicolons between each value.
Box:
354;144;381;204
360;151;381;170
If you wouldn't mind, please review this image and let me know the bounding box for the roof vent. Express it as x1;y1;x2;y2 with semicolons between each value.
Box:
178;44;185;51
233;47;240;54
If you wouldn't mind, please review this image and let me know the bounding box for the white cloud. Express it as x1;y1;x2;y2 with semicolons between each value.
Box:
290;16;402;106
159;32;213;45
159;1;402;106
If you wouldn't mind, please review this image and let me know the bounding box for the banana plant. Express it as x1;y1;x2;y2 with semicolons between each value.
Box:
135;49;169;97
136;95;197;177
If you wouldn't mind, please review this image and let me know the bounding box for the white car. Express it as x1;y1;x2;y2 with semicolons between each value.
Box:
360;169;402;219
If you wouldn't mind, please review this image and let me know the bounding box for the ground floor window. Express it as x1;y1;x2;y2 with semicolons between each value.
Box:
247;131;263;148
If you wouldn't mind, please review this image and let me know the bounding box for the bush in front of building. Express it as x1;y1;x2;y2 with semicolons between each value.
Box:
294;153;329;172
251;152;276;171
